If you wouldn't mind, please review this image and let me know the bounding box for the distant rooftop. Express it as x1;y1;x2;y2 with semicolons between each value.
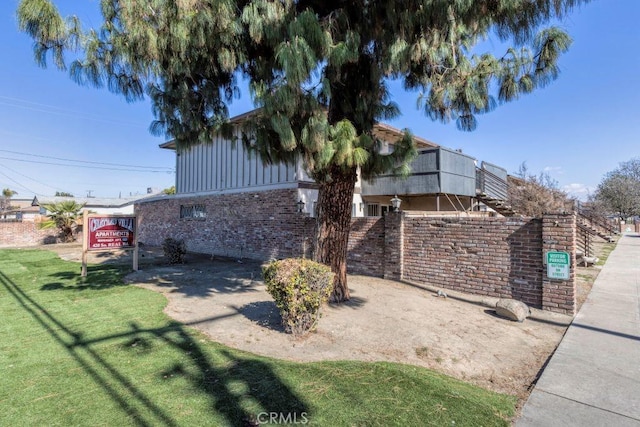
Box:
31;193;163;208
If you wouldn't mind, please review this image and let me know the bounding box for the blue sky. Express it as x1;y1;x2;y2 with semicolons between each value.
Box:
1;0;638;200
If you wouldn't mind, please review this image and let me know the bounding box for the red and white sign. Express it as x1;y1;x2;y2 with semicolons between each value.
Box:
87;216;136;251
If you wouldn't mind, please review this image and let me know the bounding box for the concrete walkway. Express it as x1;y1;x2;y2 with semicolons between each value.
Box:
517;234;640;426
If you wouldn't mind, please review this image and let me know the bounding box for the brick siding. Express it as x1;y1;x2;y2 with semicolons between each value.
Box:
136;189;315;260
0;221;58;247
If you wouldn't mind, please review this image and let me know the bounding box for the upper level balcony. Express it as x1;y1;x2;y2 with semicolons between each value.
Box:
362;147;505;197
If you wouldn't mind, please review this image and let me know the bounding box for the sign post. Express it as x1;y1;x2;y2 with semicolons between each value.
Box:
546;251;570;280
81;210;88;277
82;213;138;277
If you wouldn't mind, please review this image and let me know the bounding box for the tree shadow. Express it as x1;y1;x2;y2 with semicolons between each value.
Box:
234;301;284;332
0;270;309;426
41;264;130;291
328;295;368;310
124;258;265;299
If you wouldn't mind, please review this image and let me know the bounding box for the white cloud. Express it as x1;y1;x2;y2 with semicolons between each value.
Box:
543;166;564;175
563;183;594;200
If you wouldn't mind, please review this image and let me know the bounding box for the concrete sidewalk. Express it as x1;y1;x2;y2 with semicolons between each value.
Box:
517;234;640;426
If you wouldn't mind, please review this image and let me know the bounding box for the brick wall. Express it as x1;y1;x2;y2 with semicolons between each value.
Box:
402;216;544;308
0;221;58;247
383;212;575;314
347;218;385;276
541;213;577;314
136;189;315;260
136;191;576;315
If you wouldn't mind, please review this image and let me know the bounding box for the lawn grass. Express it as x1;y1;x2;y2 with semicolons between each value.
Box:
596;241;617;266
0;248;516;426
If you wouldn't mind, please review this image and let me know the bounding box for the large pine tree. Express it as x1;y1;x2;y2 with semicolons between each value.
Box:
18;0;588;301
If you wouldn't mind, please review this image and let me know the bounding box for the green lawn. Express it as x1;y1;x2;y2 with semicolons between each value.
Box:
0;249;515;426
596;241;617;266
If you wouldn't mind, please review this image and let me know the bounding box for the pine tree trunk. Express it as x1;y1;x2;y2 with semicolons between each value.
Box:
314;165;357;302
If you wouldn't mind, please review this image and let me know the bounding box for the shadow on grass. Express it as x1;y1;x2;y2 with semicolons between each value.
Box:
1;271;309;426
42;264;131;291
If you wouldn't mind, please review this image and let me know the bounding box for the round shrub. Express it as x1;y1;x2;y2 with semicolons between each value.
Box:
162;238;186;264
262;258;334;337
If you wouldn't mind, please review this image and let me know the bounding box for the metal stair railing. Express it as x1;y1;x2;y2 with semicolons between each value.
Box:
577;211;618;237
576;222;595;261
476;167;508;201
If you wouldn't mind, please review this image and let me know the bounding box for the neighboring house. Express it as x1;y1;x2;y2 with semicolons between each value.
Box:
0;198;37;221
155;110;509;217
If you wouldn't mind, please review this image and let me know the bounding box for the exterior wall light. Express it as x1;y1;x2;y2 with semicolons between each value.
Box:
390;194;402;212
296;199;305;213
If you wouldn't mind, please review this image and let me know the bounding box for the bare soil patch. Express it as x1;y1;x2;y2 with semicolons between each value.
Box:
47;243;571;401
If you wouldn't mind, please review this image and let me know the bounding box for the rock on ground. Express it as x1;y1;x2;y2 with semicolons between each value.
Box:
495;298;531;322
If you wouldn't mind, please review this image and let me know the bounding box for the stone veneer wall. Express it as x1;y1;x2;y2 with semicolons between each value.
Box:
0;221;58;247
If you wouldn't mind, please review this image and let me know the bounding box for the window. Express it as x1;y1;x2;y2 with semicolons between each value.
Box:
365;203;393;217
180;204;206;220
352;203;356;217
366;203;380;217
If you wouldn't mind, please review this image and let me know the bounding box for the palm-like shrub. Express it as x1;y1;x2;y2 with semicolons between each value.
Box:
38;201;85;242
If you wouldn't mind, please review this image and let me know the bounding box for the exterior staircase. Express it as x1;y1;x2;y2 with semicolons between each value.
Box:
475;165;518;217
577;211;618;242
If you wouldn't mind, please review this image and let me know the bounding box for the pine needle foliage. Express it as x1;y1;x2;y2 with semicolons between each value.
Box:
17;0;588;164
17;0;590;300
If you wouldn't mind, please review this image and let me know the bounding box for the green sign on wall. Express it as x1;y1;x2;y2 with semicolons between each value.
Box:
547;251;570;280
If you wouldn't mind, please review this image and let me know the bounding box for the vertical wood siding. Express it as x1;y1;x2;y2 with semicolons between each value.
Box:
175;133;298;194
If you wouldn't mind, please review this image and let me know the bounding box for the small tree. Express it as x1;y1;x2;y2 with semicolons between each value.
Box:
39;200;85;242
162;186;176;195
508;163;573;217
1;188;17;213
595;159;640;219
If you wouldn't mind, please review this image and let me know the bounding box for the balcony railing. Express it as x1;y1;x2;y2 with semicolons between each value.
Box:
476;166;508;201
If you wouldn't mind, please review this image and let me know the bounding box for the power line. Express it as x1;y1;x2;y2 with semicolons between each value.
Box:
0;162;68;193
0;156;174;173
0;95;145;128
0;169;45;196
0;149;173;170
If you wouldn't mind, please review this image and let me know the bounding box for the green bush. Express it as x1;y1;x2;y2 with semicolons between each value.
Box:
263;258;334;337
162;238;186;264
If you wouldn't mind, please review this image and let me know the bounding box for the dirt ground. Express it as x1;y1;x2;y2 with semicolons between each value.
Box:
47;243;576;403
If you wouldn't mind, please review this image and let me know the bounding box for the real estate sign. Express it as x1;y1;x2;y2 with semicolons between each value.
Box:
87;216;136;250
546;251;570;280
82;212;138;277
